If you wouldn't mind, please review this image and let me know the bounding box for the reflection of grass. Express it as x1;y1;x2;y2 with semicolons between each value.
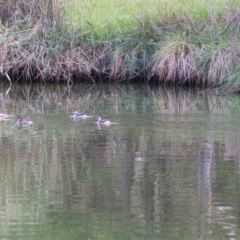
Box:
0;84;239;239
1;84;240;115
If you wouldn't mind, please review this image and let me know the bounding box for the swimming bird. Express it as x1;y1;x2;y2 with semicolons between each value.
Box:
96;116;118;126
0;113;9;118
17;115;33;126
71;111;92;119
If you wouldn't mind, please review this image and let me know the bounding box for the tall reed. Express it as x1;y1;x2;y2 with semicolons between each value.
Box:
1;0;240;92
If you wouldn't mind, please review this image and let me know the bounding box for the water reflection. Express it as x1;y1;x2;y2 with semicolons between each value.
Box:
0;83;239;115
0;83;239;239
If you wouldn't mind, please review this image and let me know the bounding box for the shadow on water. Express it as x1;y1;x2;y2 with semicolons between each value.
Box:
0;83;240;239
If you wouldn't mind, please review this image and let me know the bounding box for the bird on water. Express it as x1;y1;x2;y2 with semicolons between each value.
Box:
96;116;118;126
17;115;33;126
0;113;9;119
71;111;92;119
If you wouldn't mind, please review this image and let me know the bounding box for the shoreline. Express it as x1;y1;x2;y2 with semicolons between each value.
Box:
1;1;240;93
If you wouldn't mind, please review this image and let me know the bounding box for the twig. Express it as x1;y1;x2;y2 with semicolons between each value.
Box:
5;72;12;95
219;14;238;36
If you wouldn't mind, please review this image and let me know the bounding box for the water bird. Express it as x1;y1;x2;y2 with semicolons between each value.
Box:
17;115;33;126
71;111;92;119
96;116;118;126
0;113;9;119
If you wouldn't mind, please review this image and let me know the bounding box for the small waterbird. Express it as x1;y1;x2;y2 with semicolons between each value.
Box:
17;115;33;126
0;113;9;119
71;111;92;119
96;116;118;126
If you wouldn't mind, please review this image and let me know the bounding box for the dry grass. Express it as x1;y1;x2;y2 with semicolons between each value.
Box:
1;0;240;92
195;45;240;90
150;41;199;84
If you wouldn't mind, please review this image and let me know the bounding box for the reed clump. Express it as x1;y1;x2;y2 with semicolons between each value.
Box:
1;0;240;92
150;41;199;85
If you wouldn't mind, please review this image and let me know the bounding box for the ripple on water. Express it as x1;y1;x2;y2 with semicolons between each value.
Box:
1;84;240;239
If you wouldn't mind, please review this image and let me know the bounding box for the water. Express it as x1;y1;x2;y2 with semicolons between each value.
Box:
0;83;240;240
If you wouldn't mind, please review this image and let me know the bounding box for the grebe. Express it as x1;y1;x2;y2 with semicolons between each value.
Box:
96;116;118;126
17;115;33;126
71;111;92;119
0;113;9;118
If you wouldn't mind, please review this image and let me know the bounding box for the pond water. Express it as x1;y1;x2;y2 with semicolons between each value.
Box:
0;83;240;240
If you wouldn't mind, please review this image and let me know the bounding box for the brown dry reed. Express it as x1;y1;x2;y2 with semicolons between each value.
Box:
1;1;240;92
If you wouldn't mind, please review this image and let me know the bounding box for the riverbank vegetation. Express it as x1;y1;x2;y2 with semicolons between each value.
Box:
1;0;240;92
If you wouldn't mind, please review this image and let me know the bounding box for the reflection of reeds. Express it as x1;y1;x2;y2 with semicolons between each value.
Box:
1;84;240;115
146;85;240;114
0;91;239;237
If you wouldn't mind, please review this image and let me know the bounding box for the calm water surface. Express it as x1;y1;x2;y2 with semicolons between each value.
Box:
0;83;240;240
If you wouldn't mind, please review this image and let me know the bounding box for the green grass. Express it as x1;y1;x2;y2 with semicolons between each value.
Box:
64;0;239;38
1;0;240;91
60;0;240;91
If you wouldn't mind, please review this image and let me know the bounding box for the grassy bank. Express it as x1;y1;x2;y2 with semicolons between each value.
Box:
1;0;240;92
64;0;226;38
